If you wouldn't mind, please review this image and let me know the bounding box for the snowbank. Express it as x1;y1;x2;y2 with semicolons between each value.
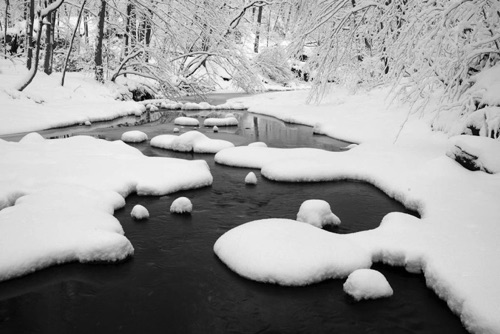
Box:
0;134;213;281
121;130;148;143
170;197;193;214
214;219;372;286
296;199;341;228
343;269;393;300
0;59;146;136
174;117;200;127
150;131;235;154
203;117;239;127
131;205;149;220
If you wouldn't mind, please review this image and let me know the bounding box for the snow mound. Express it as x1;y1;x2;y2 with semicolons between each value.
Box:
150;131;234;153
170;197;192;214
173;127;180;133
245;172;257;185
174;117;199;127
204;117;239;127
248;142;267;147
447;135;500;174
131;204;149;220
343;269;393;301
121;130;148;143
19;132;45;143
296;199;341;228
213;126;219;133
214;219;372;286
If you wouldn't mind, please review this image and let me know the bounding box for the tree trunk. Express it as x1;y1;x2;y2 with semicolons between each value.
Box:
124;1;133;57
61;0;86;86
253;6;262;53
15;0;65;91
26;0;34;69
4;0;9;59
43;0;54;75
94;0;106;83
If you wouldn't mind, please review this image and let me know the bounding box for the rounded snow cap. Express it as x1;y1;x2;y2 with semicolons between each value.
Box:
131;204;149;220
343;269;393;301
296;199;341;228
170;197;193;214
245;172;257;185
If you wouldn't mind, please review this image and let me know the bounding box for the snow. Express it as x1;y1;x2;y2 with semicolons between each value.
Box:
214;219;372;286
248;142;268;147
296;199;341;228
343;269;393;301
0;59;146;136
470;64;500;106
174;117;200;127
173;127;180;133
0;134;212;281
131;205;149;220
448;135;500;174
150;131;235;154
121;130;148;143
170;197;193;214
203;117;239;127
245;172;257;185
213;126;219;133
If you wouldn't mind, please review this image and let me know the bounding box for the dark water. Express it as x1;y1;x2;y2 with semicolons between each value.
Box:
0;105;468;333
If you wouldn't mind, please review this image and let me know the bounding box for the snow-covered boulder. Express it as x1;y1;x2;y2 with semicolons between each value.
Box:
131;204;149;220
173;127;180;133
245;172;257;185
204;117;239;127
343;269;393;301
447;135;500;174
214;218;371;286
174;117;199;127
248;142;267;148
181;102;202;110
121;130;148;143
170;197;192;214
213;126;219;133
296;199;341;228
150;131;234;154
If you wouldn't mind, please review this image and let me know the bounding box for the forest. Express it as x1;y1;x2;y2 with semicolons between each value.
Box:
1;0;499;137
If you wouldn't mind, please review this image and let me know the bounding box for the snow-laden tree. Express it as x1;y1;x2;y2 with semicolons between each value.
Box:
288;0;500;136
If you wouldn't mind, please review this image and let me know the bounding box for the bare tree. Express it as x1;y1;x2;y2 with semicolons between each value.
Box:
94;0;105;83
61;0;86;86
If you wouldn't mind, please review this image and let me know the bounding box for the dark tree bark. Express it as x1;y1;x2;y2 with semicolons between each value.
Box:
26;0;34;69
43;0;54;75
253;6;263;53
61;0;86;86
94;0;106;83
124;1;134;57
3;0;9;59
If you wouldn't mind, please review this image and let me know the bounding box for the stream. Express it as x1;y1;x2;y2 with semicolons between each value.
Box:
0;98;467;333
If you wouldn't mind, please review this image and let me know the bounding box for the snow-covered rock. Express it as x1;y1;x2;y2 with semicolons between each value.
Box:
343;269;393;301
214;218;372;286
131;204;149;220
170;197;193;214
248;142;267;148
245;172;257;185
447;135;500;174
204;117;239;127
121;130;148;143
213;126;219;133
174;117;199;127
150;131;234;154
296;199;341;228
